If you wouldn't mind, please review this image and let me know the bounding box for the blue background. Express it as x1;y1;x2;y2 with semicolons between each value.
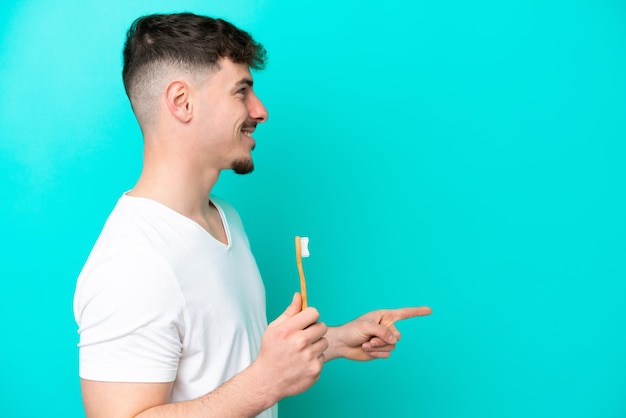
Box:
1;1;625;417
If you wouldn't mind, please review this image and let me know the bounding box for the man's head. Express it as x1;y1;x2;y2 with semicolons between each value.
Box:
122;13;265;126
122;13;268;174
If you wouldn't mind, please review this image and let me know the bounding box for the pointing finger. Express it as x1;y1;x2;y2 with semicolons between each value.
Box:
385;306;432;324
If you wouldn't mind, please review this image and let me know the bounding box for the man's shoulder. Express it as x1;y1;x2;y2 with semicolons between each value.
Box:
97;194;194;250
77;195;180;280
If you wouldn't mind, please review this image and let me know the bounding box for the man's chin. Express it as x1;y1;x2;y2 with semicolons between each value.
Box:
232;158;254;175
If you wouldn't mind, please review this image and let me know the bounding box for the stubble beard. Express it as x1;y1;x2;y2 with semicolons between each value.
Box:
232;157;254;175
231;138;256;175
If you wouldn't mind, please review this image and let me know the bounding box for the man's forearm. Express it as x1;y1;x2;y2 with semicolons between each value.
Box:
136;362;277;418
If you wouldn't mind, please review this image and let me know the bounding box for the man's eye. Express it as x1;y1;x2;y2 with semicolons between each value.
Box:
237;88;247;95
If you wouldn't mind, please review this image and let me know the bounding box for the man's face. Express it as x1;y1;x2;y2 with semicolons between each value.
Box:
193;58;268;174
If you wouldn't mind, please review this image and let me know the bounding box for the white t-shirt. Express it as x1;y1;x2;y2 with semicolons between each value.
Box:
74;194;277;417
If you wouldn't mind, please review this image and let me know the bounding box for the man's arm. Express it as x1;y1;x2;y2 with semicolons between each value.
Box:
324;306;432;361
81;380;173;418
81;293;327;418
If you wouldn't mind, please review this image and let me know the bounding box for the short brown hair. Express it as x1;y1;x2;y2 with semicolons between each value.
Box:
122;13;266;98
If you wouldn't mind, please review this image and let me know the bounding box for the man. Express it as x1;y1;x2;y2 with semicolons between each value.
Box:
73;12;431;418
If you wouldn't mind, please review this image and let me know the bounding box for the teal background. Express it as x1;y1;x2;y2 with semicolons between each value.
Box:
1;0;625;417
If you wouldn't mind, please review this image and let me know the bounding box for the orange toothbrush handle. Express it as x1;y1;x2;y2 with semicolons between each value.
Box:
295;236;308;309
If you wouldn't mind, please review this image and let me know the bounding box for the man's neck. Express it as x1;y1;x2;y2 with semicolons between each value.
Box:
128;159;221;230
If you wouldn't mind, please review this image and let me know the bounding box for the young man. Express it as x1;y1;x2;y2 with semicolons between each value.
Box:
73;13;431;418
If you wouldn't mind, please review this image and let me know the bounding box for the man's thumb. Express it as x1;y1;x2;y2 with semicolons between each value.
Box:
271;292;302;326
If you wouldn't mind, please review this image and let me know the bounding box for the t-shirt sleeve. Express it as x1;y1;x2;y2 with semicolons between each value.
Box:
74;249;186;383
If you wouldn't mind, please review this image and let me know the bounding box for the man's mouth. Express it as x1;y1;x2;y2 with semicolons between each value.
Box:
241;123;257;138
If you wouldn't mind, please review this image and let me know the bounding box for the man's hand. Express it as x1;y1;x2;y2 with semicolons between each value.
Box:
325;306;432;361
250;293;328;403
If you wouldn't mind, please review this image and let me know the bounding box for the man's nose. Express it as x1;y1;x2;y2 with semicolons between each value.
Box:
248;93;269;123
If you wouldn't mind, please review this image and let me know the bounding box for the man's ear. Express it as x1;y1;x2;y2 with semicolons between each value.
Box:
165;80;193;123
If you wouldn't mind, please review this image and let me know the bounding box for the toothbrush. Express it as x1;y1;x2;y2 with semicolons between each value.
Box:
295;236;310;309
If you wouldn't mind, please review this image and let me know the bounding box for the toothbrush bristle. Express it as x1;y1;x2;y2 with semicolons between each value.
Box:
300;236;310;258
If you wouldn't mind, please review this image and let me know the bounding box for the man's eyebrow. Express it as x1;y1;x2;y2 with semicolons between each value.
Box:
235;78;254;87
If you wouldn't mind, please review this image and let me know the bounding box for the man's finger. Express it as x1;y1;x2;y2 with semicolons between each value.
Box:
270;293;303;326
363;340;396;352
359;320;399;344
385;306;432;324
364;337;395;349
303;321;328;342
